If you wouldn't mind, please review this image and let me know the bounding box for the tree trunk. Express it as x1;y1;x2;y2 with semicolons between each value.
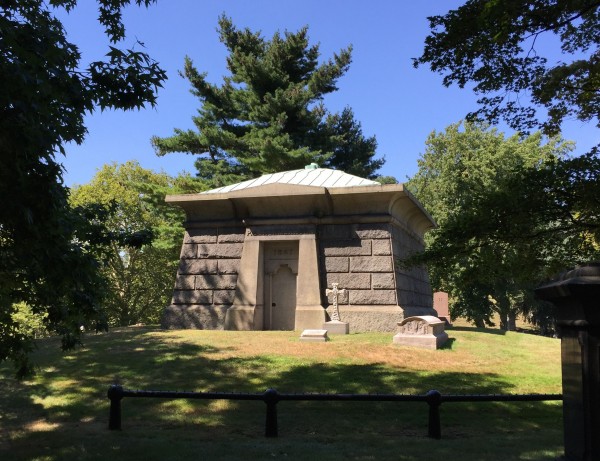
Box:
499;313;508;331
494;292;519;331
498;310;517;331
507;311;517;331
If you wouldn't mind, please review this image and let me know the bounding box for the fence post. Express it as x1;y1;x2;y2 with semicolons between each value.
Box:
536;263;600;461
426;390;442;439
107;384;124;430
263;388;279;437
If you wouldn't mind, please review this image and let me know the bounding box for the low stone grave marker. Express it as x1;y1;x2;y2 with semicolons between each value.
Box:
300;329;329;342
393;315;448;350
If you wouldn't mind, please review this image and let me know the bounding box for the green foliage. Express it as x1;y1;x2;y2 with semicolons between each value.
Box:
152;15;385;186
318;107;385;177
10;303;48;339
0;196;114;377
375;175;399;185
70;162;186;326
414;1;600;329
407;122;578;330
0;0;166;376
414;0;600;139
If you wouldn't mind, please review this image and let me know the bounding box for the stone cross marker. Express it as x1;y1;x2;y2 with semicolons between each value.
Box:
324;283;349;334
325;283;345;321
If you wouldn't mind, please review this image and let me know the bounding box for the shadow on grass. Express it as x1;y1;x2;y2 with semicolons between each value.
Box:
0;327;563;461
447;326;507;336
439;338;456;350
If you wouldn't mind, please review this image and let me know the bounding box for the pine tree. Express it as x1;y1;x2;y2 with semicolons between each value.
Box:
320;107;385;178
152;16;385;185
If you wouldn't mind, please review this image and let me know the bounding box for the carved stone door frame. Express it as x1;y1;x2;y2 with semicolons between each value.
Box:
224;225;325;331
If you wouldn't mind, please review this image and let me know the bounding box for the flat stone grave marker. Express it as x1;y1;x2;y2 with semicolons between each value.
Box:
300;329;329;342
393;315;448;350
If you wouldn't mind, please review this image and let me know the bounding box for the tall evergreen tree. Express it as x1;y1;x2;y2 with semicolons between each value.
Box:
319;107;384;177
152;16;385;185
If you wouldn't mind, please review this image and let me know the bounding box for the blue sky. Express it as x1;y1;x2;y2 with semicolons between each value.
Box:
58;1;598;186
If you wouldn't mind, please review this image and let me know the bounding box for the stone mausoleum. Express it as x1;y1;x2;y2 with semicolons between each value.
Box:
162;166;436;332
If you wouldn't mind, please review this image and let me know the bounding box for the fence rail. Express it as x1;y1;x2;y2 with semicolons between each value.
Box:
107;384;562;439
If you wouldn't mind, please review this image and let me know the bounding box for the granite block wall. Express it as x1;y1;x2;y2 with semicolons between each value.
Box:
162;226;244;329
390;223;433;312
319;222;433;330
164;220;433;331
320;223;397;306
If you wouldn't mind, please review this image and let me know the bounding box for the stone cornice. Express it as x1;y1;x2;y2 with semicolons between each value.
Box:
168;183;435;236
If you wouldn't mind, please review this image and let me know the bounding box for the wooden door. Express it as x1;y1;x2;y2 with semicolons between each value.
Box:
269;265;297;330
263;242;299;330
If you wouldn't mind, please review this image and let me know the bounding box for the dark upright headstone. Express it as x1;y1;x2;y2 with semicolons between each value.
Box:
433;291;451;325
535;263;600;461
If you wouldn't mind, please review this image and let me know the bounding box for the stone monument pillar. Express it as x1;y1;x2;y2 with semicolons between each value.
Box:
535;263;600;461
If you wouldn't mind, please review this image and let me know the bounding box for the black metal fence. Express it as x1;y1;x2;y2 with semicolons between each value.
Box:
107;384;562;439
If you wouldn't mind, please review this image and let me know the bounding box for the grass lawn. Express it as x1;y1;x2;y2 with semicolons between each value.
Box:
0;326;563;460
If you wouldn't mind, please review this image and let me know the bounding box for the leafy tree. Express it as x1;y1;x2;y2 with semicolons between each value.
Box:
70;162;186;326
406;122;578;330
152;15;386;186
11;303;48;340
414;0;600;139
0;0;166;376
413;1;600;321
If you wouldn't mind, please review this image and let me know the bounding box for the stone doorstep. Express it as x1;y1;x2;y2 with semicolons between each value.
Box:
300;329;329;342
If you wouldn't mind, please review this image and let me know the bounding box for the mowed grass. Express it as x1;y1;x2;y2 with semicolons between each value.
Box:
0;326;563;461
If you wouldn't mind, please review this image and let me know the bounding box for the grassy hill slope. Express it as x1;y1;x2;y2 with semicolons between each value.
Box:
0;327;563;460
